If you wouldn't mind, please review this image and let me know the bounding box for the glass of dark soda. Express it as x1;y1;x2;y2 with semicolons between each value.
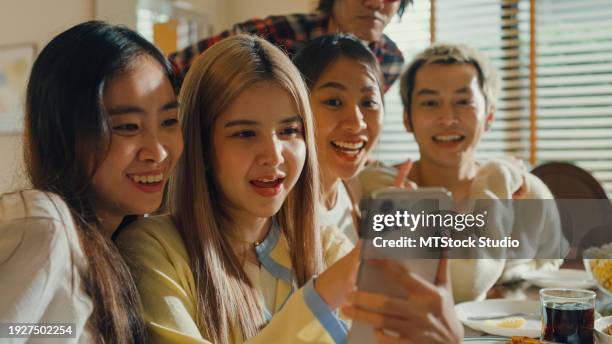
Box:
540;288;596;344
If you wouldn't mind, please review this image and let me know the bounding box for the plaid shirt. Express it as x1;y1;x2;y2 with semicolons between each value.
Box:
169;12;404;92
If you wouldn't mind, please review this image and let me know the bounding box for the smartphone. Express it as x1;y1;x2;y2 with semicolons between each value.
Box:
347;187;451;344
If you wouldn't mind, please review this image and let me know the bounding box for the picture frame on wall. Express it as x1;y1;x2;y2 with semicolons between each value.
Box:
0;43;36;133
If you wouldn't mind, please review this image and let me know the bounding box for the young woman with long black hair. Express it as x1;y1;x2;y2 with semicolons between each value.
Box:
0;21;183;342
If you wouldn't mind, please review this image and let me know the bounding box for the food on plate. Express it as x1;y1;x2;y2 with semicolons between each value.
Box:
588;258;612;291
606;324;612;336
584;243;612;292
486;317;526;329
504;336;544;343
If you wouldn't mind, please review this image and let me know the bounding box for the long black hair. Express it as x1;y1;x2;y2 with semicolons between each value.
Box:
24;20;175;343
293;33;383;93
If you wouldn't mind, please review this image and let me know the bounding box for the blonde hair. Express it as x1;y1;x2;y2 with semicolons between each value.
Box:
170;34;324;343
400;43;500;124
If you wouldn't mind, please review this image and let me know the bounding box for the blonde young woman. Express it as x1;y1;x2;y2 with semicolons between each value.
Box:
116;34;359;343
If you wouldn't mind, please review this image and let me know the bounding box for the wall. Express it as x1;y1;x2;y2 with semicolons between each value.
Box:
0;0;94;192
186;0;228;33
95;0;228;37
95;0;138;29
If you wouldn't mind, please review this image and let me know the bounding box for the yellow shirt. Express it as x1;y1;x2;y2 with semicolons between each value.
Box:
116;215;352;343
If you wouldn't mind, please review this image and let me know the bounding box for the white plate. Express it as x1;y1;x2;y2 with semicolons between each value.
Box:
523;269;596;289
456;299;541;338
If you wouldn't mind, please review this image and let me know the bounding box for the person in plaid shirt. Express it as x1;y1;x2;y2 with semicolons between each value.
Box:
169;0;413;92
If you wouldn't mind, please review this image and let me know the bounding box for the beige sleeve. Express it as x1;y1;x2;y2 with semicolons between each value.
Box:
117;219;209;344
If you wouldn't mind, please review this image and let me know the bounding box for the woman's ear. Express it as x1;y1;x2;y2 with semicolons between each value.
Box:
403;110;413;133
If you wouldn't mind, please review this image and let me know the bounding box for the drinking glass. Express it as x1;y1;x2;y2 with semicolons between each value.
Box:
540;288;596;344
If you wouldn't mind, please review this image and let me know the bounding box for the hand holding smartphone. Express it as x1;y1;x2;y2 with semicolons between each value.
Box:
346;187;453;343
343;257;463;344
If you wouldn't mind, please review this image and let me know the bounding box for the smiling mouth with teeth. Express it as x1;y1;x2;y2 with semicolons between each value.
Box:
432;134;465;143
129;173;164;184
331;140;367;156
250;177;285;188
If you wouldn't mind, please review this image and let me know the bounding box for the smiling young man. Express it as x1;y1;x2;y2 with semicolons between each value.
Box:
169;0;412;92
359;43;567;301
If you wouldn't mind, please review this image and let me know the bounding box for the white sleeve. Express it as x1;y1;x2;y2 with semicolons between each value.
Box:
0;192;93;342
0;216;70;321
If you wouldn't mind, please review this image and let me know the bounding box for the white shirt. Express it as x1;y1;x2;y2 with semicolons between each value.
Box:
0;190;94;343
321;183;359;243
